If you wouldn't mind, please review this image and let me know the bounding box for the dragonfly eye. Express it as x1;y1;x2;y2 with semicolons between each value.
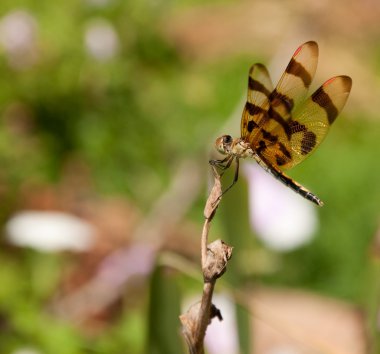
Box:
215;135;232;154
223;135;233;144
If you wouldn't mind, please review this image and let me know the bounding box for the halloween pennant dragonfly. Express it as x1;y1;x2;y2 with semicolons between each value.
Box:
210;41;352;206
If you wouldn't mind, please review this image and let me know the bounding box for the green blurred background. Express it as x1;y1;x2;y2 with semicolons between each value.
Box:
0;0;379;353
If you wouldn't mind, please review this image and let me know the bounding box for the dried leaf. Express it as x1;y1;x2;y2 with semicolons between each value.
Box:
203;239;233;282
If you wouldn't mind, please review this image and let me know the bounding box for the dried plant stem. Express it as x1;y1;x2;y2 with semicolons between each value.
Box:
201;219;210;268
180;168;233;353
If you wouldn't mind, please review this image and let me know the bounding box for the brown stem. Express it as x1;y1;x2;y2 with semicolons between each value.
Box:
201;219;210;270
180;167;233;353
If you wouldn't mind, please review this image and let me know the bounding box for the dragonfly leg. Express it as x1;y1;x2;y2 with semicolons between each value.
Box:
209;156;241;206
209;156;230;170
220;157;239;196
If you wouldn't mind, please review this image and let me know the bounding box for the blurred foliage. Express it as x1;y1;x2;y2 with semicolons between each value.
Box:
0;0;251;210
147;265;182;354
0;0;379;353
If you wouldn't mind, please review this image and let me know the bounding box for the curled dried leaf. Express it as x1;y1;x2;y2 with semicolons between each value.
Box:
203;239;233;282
180;301;201;343
180;309;197;350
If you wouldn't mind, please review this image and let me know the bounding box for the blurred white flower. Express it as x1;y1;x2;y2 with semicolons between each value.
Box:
0;9;38;68
204;293;239;354
98;243;156;287
84;19;119;61
243;163;318;251
5;211;95;252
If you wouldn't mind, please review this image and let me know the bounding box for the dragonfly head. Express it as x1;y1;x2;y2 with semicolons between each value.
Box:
215;135;233;155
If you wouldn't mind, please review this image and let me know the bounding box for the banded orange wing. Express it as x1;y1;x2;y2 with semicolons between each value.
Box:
262;75;352;170
241;63;273;141
241;41;319;151
211;41;352;206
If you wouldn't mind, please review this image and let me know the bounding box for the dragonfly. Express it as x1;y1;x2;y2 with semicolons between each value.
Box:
210;41;352;206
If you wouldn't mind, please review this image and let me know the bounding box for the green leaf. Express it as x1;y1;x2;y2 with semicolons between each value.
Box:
147;264;183;354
